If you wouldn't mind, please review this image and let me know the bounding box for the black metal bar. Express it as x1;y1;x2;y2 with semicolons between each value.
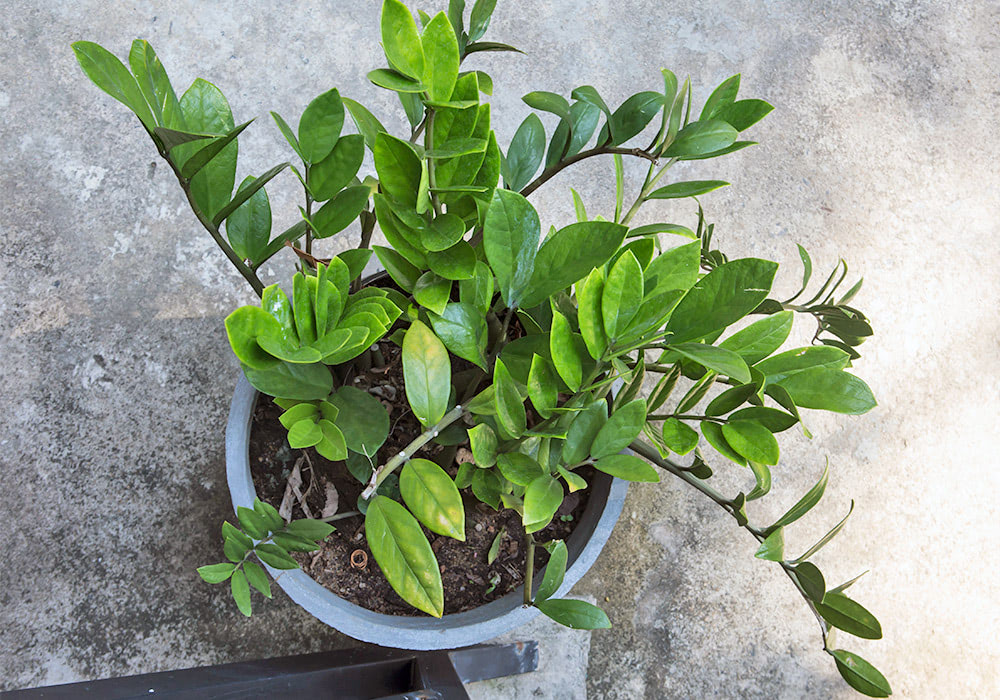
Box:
3;642;538;700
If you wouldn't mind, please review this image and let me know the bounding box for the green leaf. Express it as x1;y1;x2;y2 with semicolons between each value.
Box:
287;419;322;448
230;570;252;616
310;185;369;238
549;309;583;391
767;462;829;534
730;406;798;433
667;343;751;384
816;593;883;639
487;528;504;565
628;223;696;240
505;113;545;191
285;519;336;541
497;453;545;486
522;91;570;120
776;369;876;415
429;302;488;369
754;527;784;561
590;399;646;459
523;474;563;533
374;133;422;207
427;241;477;280
178;79;237;220
755;346;851;384
792;501;854;564
421;12;460;102
793;561;826;603
367;68;428;93
223;534;250;563
700;74;740;120
197;562;235;584
746;460;772;500
127;40;182;129
528;354;558;419
535;540;567;602
459;261;494;316
255;543;299;569
646;180;729;200
426;137;488;159
343;97;387;151
242;560;272;598
666;258;778;344
236;506;269;539
660;418;698;455
705;384;756;417
468;0;497;42
719;311;794;365
72;41;157;130
464;41;524;55
606;91;664;145
472;467;503;510
374;245;421;292
298;88;344;163
414;271;452;315
402;321;452;427
494;358;527;437
700;420;746;466
593;454;659;482
662;119;738;158
225;176;273;263
535;599;611;629
563;400;608;464
577;268;607;360
521;221;628;309
242;361;332;401
179;120;252;180
468;423;498;467
365;496;443;617
424;213;467;253
722;420;779;465
644;240;701;297
381;0;425;79
602;250;643;341
401;458;466;540
829;650;892;697
329;386;390;458
270;110;305;160
715;99;773;131
223;522;252;550
309;134;364;201
483;189;540;307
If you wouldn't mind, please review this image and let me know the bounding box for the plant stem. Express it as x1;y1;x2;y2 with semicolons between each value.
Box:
360;405;467;499
647;413;726;423
425;109;442;216
619;157;678;226
304;164;314;258
520;146;659;198
523;533;536;606
159;147;264;296
320;510;361;523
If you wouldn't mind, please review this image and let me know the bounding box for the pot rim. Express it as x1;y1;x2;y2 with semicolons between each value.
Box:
226;374;629;650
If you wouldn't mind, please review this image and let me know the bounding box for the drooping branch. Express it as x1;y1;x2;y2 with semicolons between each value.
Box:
519;146;659;198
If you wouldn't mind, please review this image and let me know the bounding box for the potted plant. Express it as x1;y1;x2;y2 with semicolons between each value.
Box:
73;0;890;695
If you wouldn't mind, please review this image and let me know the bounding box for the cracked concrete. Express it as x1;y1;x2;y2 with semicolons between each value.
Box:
2;0;999;697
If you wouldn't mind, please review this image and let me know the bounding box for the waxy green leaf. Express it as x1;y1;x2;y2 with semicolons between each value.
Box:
497;452;544;486
226;175;272;265
73;41;157;130
666;258;778;344
329;386;389;457
505;113;545;191
493;358;527;437
602;250;643;341
242;361;332;401
549;309;583;391
178;79;237;220
755;346;851;384
197;562;236;584
722;420;779;465
766;462;829;534
365;496;443;617
535;599;611;629
563;400;608;464
829;650;892;697
701;420;746;466
421;12;460;102
661;418;699;455
667;343;751;384
646;180;729;200
662;119;738;158
230;569;252;616
309;134;364;201
577;268;607;360
535;540;567;602
776;369;876;415
590;399;646;459
374;133;422;207
400;458;466;540
298;88;344;164
380;0;425;79
483;189;540;307
367;68;428;93
528;354;559;419
593;454;659;482
719;311;794;365
816;593;883;639
522;221;627;309
755;527;785;561
468;423;498;467
429;302;488;369
414;271;452;315
523;474;563;533
402;321;452;426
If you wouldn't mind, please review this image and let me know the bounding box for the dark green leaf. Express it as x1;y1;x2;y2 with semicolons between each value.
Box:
309;134;364;201
816;593;883;639
662;119;738;158
793;561;826;603
722;420;779;465
535;540;568;602
255;543;299;569
225;175;273;262
343;97;387;150
178;79;237;220
521;221;627;309
776;369;876;415
523;474;563;533
767;462;828;534
414;271;452;315
374;133;422;207
646;180;729;200
429;302;488;369
427;241;477;280
607;91;664;145
667;343;751;384
285;519;335;541
299;88;344;163
468;0;497;42
464;41;525;55
329;386;390;457
483;189;540;307
701;420;746;466
127;39;182;128
563;400;608;464
497;453;544;486
535;598;611;629
590;399;646;459
230;569;252;616
494;358;527;437
522;91;570;121
830;649;892;697
241;361;332;401
505;113;545;191
729;406;798;433
705;384;757;416
602;250;643;341
715;99;773;131
792;501;854;564
700;74;740;120
528;354;558;419
236;506;269;539
746;459;772;500
374;245;421;292
472;467;503;510
365;495;443;616
755;346;851;384
666;258;778;344
242;560;272;598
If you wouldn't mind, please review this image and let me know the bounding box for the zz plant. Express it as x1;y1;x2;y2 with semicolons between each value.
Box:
75;0;890;695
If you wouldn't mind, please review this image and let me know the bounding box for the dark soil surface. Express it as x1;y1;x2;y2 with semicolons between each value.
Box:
249;342;590;617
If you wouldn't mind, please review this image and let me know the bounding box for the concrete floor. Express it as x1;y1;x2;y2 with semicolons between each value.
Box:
2;1;998;697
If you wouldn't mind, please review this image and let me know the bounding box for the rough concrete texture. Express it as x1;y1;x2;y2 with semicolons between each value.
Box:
1;0;998;697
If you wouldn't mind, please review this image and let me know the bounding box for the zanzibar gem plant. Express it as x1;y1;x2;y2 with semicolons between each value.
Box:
74;0;890;695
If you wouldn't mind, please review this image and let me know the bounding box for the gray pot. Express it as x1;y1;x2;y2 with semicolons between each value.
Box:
226;375;629;650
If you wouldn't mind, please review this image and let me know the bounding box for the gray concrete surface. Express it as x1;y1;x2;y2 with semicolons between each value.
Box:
1;1;998;697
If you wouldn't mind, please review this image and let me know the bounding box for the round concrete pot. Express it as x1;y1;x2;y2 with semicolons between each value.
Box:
226;375;629;649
